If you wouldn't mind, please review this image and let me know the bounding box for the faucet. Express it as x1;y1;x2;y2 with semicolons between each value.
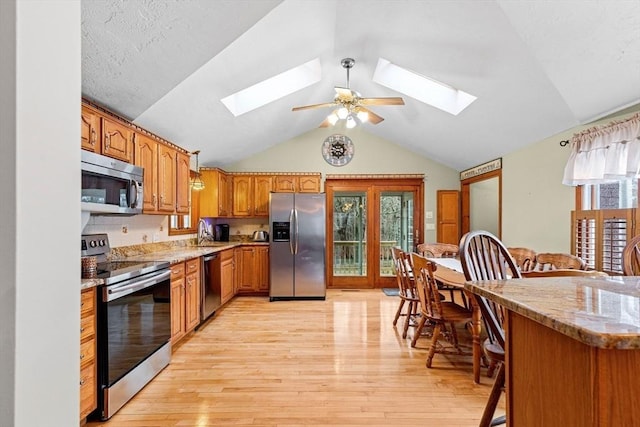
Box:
197;219;213;245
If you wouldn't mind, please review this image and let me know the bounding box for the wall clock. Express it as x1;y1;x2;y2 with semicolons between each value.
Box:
322;134;354;166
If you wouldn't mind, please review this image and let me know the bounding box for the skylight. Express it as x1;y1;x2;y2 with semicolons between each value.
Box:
372;58;476;116
221;58;322;116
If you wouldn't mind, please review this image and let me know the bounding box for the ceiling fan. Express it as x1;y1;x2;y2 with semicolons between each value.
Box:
292;58;404;127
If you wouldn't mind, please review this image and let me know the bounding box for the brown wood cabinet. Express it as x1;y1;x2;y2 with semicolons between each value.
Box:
232;175;273;217
81;105;101;153
273;174;321;193
134;133;159;212
170;262;186;345
219;249;235;305
176;151;191;214
101;115;134;163
79;288;97;420
185;258;201;333
236;245;269;294
157;144;177;213
200;169;231;217
171;259;201;345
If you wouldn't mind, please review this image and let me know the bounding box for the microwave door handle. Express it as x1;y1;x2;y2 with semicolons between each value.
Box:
130;180;140;208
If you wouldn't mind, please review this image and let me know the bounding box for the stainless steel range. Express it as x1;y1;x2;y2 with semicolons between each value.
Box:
82;234;172;420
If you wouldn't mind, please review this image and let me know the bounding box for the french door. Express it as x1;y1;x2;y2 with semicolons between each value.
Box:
325;177;424;288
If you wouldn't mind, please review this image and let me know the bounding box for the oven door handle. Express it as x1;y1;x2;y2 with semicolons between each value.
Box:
105;270;171;302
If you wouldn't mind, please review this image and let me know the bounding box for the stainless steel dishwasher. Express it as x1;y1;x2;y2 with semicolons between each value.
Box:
200;253;221;324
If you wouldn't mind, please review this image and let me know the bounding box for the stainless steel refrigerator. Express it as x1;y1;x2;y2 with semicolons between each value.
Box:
269;192;326;300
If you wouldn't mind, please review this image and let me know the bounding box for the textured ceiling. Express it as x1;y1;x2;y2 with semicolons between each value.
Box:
82;0;640;171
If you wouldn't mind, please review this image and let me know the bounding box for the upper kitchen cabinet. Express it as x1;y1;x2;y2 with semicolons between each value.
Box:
135;133;189;215
176;152;191;214
231;174;272;217
134;133;159;212
157;144;177;213
81;105;101;153
274;173;321;193
81;102;134;162
200;168;231;217
101;116;134;163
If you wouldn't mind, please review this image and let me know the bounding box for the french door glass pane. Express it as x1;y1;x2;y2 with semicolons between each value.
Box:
333;193;367;276
380;192;414;276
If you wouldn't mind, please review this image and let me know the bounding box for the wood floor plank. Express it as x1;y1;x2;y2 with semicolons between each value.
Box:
87;289;504;426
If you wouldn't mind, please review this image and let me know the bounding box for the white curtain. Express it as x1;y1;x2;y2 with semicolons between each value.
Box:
563;112;640;186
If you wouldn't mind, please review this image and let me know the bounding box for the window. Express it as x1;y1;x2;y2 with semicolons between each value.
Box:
573;179;638;275
169;172;200;236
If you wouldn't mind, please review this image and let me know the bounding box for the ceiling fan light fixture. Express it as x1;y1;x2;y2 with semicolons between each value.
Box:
327;112;339;125
356;110;369;123
346;115;357;129
337;107;349;120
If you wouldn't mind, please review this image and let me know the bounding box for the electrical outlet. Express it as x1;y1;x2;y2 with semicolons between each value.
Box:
152;233;159;243
426;211;433;219
425;223;435;230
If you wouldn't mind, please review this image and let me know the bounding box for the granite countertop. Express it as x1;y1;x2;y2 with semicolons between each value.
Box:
464;276;640;350
80;241;269;289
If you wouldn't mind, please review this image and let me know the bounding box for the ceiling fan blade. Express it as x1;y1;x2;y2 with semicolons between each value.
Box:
359;97;405;106
355;106;384;125
319;118;331;128
292;102;337;112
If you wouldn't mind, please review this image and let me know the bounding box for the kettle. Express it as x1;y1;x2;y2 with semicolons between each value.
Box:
252;230;269;242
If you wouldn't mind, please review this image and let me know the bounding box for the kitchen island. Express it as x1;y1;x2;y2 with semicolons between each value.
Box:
464;276;640;427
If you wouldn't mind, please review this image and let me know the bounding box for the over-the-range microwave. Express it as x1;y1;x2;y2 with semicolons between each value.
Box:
81;150;143;215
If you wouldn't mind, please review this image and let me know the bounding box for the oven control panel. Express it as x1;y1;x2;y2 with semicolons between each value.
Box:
81;233;110;258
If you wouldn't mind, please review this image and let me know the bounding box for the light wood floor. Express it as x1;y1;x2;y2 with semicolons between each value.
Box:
87;289;504;426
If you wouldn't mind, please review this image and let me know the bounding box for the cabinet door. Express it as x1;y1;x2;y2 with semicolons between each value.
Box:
236;247;257;292
274;175;296;192
254;176;273;216
176;151;191;214
158;144;177;213
233;175;253;216
101;116;133;163
170;277;186;344
257;246;270;291
220;250;235;304
298;176;321;193
185;258;200;332
134;134;159;213
81;106;100;152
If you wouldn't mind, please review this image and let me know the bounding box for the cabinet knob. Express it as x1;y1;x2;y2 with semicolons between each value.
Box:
79;379;86;386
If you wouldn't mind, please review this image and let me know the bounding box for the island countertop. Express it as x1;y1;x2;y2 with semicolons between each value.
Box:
464;276;640;350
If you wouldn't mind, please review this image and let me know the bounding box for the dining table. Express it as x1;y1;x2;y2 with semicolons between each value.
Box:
426;257;483;384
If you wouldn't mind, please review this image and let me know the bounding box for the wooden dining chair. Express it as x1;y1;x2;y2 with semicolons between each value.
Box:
411;253;473;366
534;252;586;270
391;247;420;339
507;247;537;272
459;230;522;427
417;242;467;307
622;234;640;275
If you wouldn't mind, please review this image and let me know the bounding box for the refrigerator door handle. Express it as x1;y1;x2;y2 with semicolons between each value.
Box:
293;208;299;254
289;208;295;254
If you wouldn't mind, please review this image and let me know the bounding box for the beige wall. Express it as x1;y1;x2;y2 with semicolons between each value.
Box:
502;105;640;252
226;125;461;243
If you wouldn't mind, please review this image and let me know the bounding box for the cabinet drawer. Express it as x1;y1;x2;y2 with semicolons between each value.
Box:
80;338;95;367
186;258;200;275
79;362;97;418
81;288;95;316
171;262;185;279
80;314;95;342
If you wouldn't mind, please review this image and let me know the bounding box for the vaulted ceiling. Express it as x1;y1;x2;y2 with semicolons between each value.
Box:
82;0;640;171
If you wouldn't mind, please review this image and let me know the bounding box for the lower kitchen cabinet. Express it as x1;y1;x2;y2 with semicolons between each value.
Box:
170;262;186;344
219;249;235;305
236;245;269;294
171;258;201;346
79;287;97;420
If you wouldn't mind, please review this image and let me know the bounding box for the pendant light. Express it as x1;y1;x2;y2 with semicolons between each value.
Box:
190;150;205;191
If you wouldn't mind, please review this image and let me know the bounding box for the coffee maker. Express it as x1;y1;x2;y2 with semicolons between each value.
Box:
214;224;230;242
